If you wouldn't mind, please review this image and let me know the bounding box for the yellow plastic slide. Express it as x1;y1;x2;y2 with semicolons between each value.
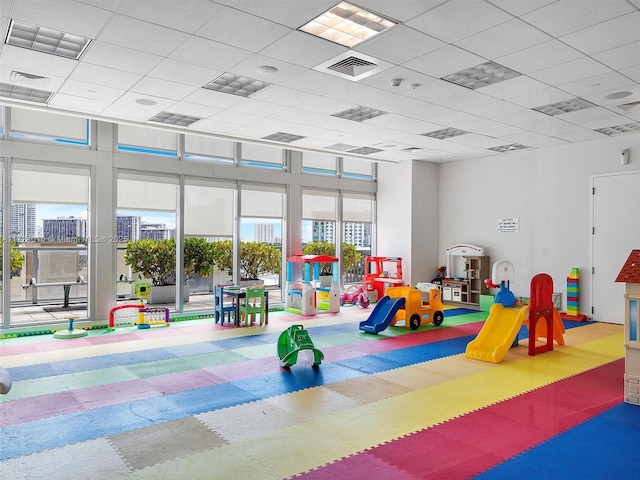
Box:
465;303;529;363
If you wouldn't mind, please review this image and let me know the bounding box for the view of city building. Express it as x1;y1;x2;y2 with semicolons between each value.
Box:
43;216;86;243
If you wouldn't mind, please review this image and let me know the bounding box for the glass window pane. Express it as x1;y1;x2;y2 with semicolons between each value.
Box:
241;188;284;218
11;108;88;144
343;156;373;178
302;152;336;174
343;196;373;223
184;184;234;236
117;177;178;211
12;164;89;204
117;124;177;156
303;193;337;221
631;299;638;342
241;143;284;168
184;135;235;162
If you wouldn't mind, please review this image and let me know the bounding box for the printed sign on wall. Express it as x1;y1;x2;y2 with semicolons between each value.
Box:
497;217;519;233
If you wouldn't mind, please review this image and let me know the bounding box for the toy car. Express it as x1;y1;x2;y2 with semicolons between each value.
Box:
340;285;370;308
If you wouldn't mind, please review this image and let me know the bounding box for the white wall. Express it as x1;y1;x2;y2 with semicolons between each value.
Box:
438;133;640;314
377;160;440;284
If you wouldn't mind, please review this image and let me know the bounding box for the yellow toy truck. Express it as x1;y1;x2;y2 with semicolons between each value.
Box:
385;285;445;330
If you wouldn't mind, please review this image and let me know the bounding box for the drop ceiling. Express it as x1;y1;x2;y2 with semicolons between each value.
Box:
1;0;639;163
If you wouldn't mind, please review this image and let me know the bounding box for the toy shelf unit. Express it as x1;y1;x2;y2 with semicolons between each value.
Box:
443;244;489;309
286;254;340;315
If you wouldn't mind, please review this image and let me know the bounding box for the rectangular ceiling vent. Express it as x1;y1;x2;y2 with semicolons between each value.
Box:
0;82;52;103
314;51;391;82
9;70;50;86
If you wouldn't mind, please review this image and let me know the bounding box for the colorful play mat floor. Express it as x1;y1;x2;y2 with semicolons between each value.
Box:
1;304;637;479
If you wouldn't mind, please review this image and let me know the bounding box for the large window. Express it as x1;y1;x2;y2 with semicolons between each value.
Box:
10;108;89;146
117;124;177;157
343;156;374;180
117;173;178;307
184;135;235;163
241;143;284;169
343;195;374;283
10;162;90;325
302;152;337;175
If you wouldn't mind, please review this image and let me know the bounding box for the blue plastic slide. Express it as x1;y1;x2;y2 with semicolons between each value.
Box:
359;295;406;334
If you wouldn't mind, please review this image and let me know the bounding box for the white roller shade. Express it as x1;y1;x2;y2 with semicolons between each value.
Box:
11;108;88;142
184;184;234;236
303;152;336;172
12;164;89;204
117;175;178;211
343;196;373;223
241;143;283;166
303;193;337;221
343;156;373;177
118;124;177;151
185;135;235;160
241;187;284;218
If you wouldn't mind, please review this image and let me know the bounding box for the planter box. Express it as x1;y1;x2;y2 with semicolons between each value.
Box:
148;283;190;305
239;279;265;288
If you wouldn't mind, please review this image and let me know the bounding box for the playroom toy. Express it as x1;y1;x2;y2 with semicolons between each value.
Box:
360;285;444;334
560;267;587;321
363;256;403;303
465;273;565;363
108;304;170;330
340;284;370;308
286;254;340;315
277;324;324;368
53;315;88;339
615;249;640;406
0;365;11;394
484;260;517;307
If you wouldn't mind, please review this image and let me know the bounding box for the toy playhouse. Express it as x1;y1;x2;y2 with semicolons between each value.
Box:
363;256;403;303
286;254;340;315
616;249;640;406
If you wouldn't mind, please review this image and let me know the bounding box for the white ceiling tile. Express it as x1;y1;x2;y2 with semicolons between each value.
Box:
522;0;636;37
403;45;484;78
97;14;189;57
252;85;317;107
496;40;584;75
560;12;640;55
169;36;253;72
430;90;496;111
226;55;306;86
455;19;552;60
209;109;266;126
297;97;357;116
528;56;611;86
101;92;175;121
82;41;163;75
398;78;467;103
130;77;199;101
229;125;285;139
447;133;508;148
148;59;223;88
58;79;124;102
406;0;512;44
190;118;238;134
70;63;141;90
488;0;556;17
480;76;550;101
1;45;77;78
358;66;434;96
354;26;445;65
275;108;330;125
228;0;336;28
197;7;291;53
401;101;458;122
11;0;112;38
232;98;289;117
559;71;636;98
365;114;446;135
115;0;221;33
180;89;245;109
355;0;449;22
508;87;576;109
620;64;640;84
560;108;626;129
593;41;640;71
163;101;222;119
501;131;567;148
279;69;352;96
48;93;110;115
479;124;527;138
260;31;347;69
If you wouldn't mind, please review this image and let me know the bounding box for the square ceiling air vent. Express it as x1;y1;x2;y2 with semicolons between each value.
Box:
149;112;201;127
595;122;640;136
617;100;640;112
346;146;382;155
5;19;91;60
262;132;305;143
314;51;391;82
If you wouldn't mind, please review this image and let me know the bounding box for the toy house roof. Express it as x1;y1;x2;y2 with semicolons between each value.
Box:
616;250;640;284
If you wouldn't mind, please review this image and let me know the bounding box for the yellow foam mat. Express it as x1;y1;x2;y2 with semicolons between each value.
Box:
117;323;624;479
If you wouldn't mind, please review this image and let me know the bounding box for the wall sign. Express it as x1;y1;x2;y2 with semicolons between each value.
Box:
497;217;519;233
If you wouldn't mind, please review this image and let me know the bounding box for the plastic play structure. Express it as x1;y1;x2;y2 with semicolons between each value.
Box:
445;244;484;278
484;260;517;307
285;254;340;315
108;281;170;330
465;273;565;363
277;324;324;368
340;284;370;308
359;285;444;334
53;315;88;339
363;256;403;303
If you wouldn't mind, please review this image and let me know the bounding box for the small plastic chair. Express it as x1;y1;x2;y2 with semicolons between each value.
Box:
240;287;265;326
214;285;235;325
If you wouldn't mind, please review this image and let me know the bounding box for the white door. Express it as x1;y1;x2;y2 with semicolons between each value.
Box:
592;172;640;324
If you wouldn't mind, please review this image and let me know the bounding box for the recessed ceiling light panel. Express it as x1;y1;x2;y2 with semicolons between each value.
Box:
442;61;521;90
346;146;383;155
262;132;305;143
204;73;270;97
5;19;92;60
332;106;387;122
595;122;640;136
421;127;469;139
533;97;596;116
299;1;396;48
487;143;530;153
149;112;201;127
325;143;359;151
0;82;53;103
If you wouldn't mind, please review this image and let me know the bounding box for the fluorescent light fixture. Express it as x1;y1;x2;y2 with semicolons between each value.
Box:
204;73;270;97
262;132;306;143
595;122;640;136
299;1;396;48
421;127;469;139
149;112;201;127
332;106;387;122
533;97;596;116
0;82;53;103
346;146;383;155
442;61;521;90
488;143;530;153
5;19;91;60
